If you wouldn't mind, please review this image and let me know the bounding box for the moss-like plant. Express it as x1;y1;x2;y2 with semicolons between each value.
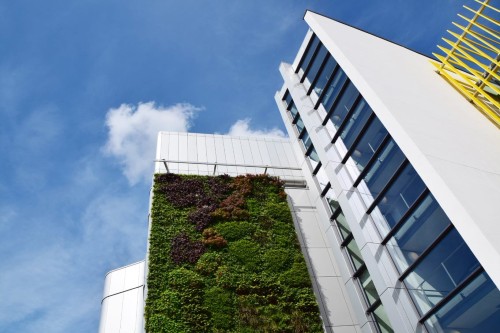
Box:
145;174;322;333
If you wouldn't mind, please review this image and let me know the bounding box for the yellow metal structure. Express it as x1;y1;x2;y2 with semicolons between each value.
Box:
432;0;500;127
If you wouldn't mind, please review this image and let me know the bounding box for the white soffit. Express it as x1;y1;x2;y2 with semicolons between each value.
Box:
304;11;500;285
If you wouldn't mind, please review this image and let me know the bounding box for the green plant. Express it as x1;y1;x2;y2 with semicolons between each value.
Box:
145;174;322;333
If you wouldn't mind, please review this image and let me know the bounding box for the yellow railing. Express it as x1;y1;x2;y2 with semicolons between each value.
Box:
432;0;499;127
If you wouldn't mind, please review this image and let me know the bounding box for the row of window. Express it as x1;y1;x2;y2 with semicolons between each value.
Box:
284;91;393;333
284;33;500;333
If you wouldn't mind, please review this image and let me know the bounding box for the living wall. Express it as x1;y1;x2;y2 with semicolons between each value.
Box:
145;173;323;333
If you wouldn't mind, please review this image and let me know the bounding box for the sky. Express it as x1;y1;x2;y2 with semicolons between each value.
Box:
0;0;474;332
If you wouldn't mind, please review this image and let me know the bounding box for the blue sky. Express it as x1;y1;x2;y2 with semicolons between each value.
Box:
0;0;471;332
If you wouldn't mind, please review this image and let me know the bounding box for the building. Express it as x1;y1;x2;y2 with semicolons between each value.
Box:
99;7;500;333
275;9;500;333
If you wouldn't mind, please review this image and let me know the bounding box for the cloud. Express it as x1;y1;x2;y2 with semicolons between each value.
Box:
226;118;287;139
103;102;200;185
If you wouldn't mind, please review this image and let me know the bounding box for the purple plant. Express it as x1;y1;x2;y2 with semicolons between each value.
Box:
170;232;206;265
188;205;216;232
161;177;207;208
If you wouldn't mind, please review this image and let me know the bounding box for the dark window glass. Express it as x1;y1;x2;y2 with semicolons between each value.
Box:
284;90;292;107
340;99;372;149
425;272;500;333
363;140;405;199
312;56;337;97
328;82;359;129
349;118;388;172
301;130;312;151
298;35;320;76
376;164;426;232
289;101;298;119
321;69;348;110
305;45;328;85
308;147;319;162
346;239;364;271
387;194;451;272
373;304;394;333
295;117;305;133
334;210;351;240
359;269;378;306
404;228;480;314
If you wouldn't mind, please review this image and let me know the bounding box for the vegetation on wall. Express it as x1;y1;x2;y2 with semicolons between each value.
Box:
145;173;323;333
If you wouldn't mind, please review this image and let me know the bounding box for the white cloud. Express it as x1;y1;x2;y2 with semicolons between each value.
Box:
103;102;200;185
226;118;286;139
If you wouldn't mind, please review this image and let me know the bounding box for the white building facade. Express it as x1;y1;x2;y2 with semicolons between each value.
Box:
274;10;500;333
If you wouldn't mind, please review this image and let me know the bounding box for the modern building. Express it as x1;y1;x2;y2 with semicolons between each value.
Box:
99;6;500;333
274;8;500;333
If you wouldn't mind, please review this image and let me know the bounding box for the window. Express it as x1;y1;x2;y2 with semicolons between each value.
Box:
404;228;480;315
375;164;426;234
424;271;500;333
386;194;451;272
312;56;337;97
348;117;388;172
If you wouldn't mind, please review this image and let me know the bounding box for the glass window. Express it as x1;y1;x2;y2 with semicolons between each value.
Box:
340;99;372;149
305;45;328;86
328;82;359;129
308;147;319;162
301;130;312;151
363;140;405;199
312;56;337;97
373;304;394;333
376;164;426;233
289;101;298;119
295;117;305;134
404;228;480;314
349;117;388;172
298;35;320;76
387;194;451;272
359;269;378;306
425;272;500;333
334;210;351;240
283;90;292;107
346;239;364;271
321;69;348;111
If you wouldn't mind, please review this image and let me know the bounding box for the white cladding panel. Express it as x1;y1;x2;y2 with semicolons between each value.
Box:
155;132;304;182
99;261;145;333
304;11;500;288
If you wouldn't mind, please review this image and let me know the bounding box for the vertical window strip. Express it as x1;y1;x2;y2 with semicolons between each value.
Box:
398;223;454;281
322;78;351;126
366;159;409;214
307;53;331;96
300;42;322;83
339;111;375;151
351;135;391;186
381;188;430;245
331;93;363;143
315;63;340;109
295;34;317;74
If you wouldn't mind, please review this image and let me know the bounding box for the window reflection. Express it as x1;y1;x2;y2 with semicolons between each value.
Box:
321;70;348;111
295;117;305;133
298;35;320;76
404;228;480;314
425;272;500;333
340;100;372;149
387;195;451;272
305;45;328;86
312;56;337;97
376;164;426;234
349;117;388;172
328;82;359;129
364;140;405;199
